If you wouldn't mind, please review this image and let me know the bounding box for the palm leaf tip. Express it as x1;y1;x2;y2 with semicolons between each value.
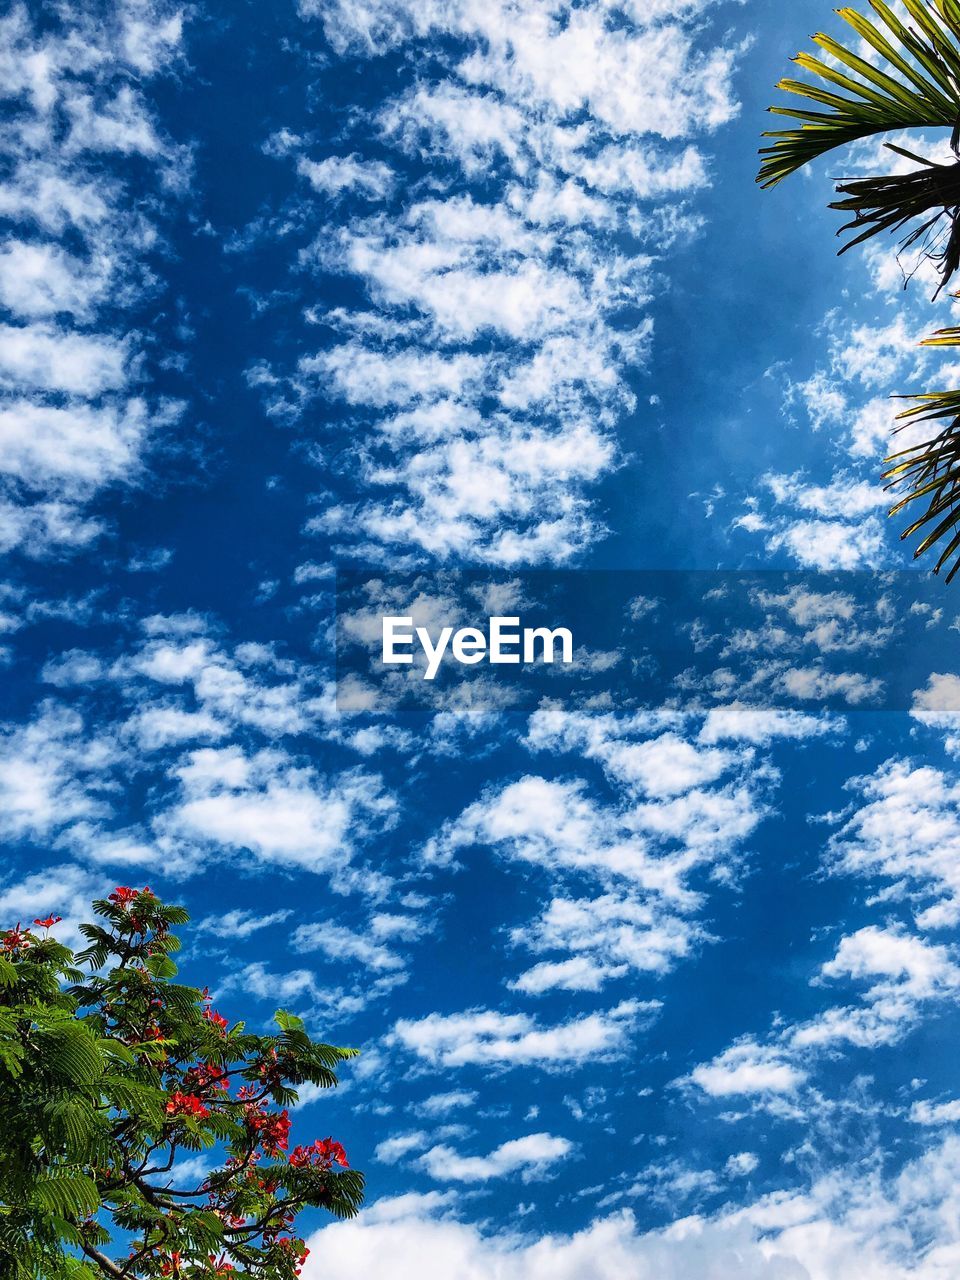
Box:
758;1;960;290
884;332;960;580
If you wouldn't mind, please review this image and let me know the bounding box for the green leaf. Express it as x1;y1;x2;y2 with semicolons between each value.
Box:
31;1172;101;1219
275;1009;305;1033
760;3;960;292
145;953;178;981
37;1024;105;1091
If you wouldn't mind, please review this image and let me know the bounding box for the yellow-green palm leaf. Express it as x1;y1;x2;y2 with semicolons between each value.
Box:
885;327;960;579
760;0;960;187
760;0;960;290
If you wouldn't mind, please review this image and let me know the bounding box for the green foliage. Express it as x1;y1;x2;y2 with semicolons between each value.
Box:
0;891;364;1279
759;1;960;185
885;327;960;578
760;0;960;579
758;0;960;291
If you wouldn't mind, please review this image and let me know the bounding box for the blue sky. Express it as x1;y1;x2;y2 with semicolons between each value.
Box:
8;0;960;1275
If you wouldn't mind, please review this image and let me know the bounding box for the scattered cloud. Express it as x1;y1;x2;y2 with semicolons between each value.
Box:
391;1001;656;1070
0;1;187;555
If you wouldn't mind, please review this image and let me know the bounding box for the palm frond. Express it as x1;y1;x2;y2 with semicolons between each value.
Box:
830;145;960;288
884;326;960;578
759;0;960;289
760;0;960;186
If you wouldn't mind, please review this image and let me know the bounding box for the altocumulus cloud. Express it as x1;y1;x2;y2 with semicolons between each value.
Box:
0;1;187;555
247;0;746;566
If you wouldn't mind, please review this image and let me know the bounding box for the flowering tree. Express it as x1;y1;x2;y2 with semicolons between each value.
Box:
0;887;364;1279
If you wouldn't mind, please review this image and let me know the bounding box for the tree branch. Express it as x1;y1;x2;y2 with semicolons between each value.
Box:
81;1243;127;1280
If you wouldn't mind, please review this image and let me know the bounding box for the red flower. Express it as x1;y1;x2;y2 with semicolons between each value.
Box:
203;1007;229;1033
247;1107;291;1157
166;1091;209;1119
185;1061;229;1093
317;1137;349;1168
276;1239;310;1274
33;915;61;929
159;1252;182;1277
288;1137;349;1170
1;924;31;952
109;885;154;909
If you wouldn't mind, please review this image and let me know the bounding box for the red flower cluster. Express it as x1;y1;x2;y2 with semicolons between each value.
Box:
33;915;61;929
166;1092;209;1120
184;1062;229;1093
1;924;31;952
203;1007;229;1034
288;1138;349;1170
109;886;149;907
277;1239;310;1277
245;1107;291;1158
159;1252;182;1277
108;887;157;934
258;1045;280;1077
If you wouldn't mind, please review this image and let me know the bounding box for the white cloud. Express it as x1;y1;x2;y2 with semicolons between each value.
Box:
0;241;113;322
391;1001;655;1069
831;315;925;391
0;324;129;395
195;908;292;939
412;1091;478;1118
509;956;628;995
376;1131;429;1165
379;85;527;175
911;674;960;753
304;345;485;409
788;926;960;1052
698;705;839;745
293;919;406;971
251;0;744;564
737;471;889;571
298;154;394;199
777;668;882;706
0;398;158;495
821;926;959;998
161;746;396;878
310;1;741;140
431;708;767;1012
123;629;331;737
301;1136;960;1280
910;1099;960;1126
689;924;960;1105
123;706;228;751
688;1040;806;1098
0;1;186;554
117;0;184;74
0;703;121;841
511;893;703;988
430;769;759;889
0;497;104;555
829;760;960;929
419;1133;573;1183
